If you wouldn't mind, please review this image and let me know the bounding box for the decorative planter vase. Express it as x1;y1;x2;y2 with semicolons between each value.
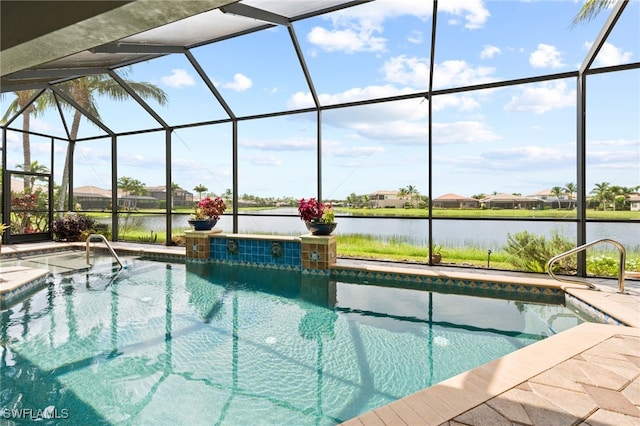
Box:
431;254;442;264
188;219;218;231
305;222;337;236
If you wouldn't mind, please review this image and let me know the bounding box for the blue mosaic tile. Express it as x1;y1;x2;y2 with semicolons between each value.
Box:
565;293;624;326
0;273;51;309
207;238;302;269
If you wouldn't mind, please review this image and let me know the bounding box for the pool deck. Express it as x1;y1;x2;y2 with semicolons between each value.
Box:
1;241;639;425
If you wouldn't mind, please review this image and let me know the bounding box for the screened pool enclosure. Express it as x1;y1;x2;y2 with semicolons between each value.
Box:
1;0;639;276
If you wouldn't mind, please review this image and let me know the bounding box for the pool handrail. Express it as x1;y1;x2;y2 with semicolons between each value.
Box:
86;233;124;270
547;238;626;293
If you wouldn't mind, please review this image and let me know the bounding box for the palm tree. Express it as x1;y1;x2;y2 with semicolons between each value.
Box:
2;91;49;190
117;176;146;210
609;185;636;211
52;72;168;214
551;186;563;209
193;184;208;201
361;193;370;208
16;160;50;187
346;192;357;207
406;185;419;208
224;188;233;201
563;182;577;209
590;182;611;211
397;187;409;205
571;0;617;27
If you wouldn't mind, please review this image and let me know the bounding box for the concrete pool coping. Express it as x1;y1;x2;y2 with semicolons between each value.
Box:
1;241;639;424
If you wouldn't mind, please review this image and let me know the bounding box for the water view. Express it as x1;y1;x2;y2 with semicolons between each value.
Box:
113;208;639;251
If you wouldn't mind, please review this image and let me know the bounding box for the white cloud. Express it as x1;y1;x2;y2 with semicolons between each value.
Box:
328;115;497;147
287;91;317;109
356;120;428;143
161;69;195;88
288;84;418;109
480;45;501;59
340;0;489;29
433;60;497;87
439;0;490;29
586;138;640;170
221;73;252;92
433;95;480;112
239;136;385;160
432;121;501;144
486;145;567;161
307;0;488;53
247;154;282;166
381;55;429;88
287;82;485;145
323;139;385;157
587;149;640;165
407;30;423;44
378;56;497;89
584;41;633;66
529;43;565;68
307;26;386;53
239;138;315;151
30;118;55;133
77;146;110;163
504;81;575;115
440;145;575;175
588;138;639;148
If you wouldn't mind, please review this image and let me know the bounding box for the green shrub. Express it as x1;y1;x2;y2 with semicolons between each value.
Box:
587;255;618;276
504;230;575;273
587;255;640;277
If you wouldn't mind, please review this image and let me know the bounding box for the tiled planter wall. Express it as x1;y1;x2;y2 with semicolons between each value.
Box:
185;231;337;273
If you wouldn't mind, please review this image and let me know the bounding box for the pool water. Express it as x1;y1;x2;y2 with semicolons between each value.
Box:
1;257;591;425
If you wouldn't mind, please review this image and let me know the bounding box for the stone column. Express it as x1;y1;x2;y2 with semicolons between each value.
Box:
185;229;222;260
300;234;336;272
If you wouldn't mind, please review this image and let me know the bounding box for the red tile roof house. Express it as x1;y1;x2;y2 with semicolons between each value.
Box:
433;193;480;209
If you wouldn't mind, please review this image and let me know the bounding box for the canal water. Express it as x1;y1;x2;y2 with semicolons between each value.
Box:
111;208;639;251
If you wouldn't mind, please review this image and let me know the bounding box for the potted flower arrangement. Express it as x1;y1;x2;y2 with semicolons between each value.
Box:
298;198;337;235
189;196;226;231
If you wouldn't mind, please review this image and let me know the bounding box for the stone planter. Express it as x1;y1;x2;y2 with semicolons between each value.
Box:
188;219;218;231
305;222;337;236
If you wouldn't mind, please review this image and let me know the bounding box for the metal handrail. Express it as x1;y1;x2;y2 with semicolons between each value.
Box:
546;238;626;293
86;233;124;270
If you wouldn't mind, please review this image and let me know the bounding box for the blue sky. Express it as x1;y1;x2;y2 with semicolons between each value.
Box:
3;0;639;200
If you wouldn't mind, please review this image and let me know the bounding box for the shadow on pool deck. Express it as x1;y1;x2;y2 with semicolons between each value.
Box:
1;241;639;425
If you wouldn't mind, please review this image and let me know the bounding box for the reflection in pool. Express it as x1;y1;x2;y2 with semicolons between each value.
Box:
0;259;590;425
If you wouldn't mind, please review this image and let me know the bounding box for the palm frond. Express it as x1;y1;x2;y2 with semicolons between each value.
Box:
571;0;617;28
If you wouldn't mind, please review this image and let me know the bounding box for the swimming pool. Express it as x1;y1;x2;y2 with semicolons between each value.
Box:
1;256;592;425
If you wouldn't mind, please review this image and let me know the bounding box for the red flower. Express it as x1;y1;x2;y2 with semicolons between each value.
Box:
193;196;227;220
298;198;334;223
